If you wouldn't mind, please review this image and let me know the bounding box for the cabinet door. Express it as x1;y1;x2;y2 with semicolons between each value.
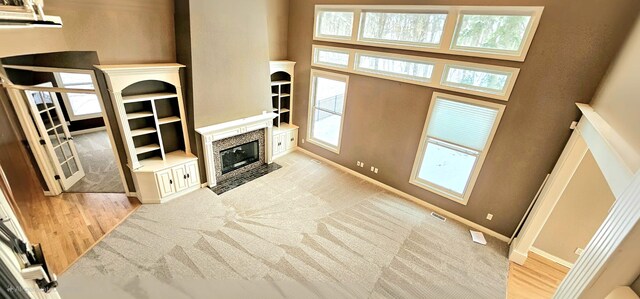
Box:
171;165;189;192
273;133;283;155
185;161;200;187
286;129;298;150
156;169;176;198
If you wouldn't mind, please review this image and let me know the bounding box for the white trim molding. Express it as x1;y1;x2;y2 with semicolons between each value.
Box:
312;45;520;101
195;112;278;187
297;147;510;242
530;246;574;269
509;130;588;265
314;5;544;62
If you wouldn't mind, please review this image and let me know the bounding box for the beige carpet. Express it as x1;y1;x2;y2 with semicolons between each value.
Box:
66;130;125;193
59;151;508;299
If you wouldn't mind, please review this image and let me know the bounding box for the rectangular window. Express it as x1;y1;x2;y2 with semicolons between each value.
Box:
313;46;351;69
452;13;533;55
314;5;543;61
359;11;448;47
411;92;505;204
355;53;435;82
441;65;512;95
316;10;354;39
54;72;102;121
307;70;349;153
311;45;520;101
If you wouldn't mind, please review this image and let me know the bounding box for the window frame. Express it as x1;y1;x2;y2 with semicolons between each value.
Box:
357;9;451;49
53;72;103;121
410;92;505;205
307;69;350;154
311;45;520;101
312;45;352;70
313;5;544;62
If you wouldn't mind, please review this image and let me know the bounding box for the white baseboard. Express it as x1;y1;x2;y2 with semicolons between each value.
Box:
530;246;574;268
126;192;138;198
43;191;56;197
296;148;510;243
70;126;106;136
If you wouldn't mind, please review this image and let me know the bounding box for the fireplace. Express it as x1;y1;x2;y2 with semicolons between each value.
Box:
195;112;278;187
221;140;259;174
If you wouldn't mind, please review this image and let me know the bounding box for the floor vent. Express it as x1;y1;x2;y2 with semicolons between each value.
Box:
310;159;322;164
431;212;446;222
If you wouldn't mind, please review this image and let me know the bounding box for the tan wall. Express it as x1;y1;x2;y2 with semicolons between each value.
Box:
190;0;273;128
632;275;640;295
266;0;290;60
287;0;640;236
534;151;616;264
591;18;640;157
0;0;176;63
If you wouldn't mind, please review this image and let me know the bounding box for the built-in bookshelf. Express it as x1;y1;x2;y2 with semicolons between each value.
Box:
270;61;298;158
97;64;200;204
271;76;292;128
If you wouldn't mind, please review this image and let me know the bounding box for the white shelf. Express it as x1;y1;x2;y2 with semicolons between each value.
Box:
272;108;278;112
280;93;291;97
135;144;161;155
158;116;181;125
279;108;290;114
274;122;299;133
123;92;177;104
131;127;157;137
127;112;154;120
271;93;278;97
271;80;291;86
135;150;198;173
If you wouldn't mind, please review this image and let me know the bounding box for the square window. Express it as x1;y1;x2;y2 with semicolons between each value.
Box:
316;11;354;39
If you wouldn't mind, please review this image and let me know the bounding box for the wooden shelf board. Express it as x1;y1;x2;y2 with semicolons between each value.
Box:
131;127;157;137
158;116;181;125
135;144;160;155
271;80;291;86
135;150;198;172
127;112;154;120
279;108;290;114
123;92;177;104
274;122;299;133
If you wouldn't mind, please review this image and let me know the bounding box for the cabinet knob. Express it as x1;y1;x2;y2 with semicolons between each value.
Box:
187;173;190;178
278;142;282;146
290;138;294;141
169;179;173;185
184;175;187;179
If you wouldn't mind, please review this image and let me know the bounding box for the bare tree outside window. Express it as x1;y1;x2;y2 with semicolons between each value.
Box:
361;12;447;46
455;14;531;51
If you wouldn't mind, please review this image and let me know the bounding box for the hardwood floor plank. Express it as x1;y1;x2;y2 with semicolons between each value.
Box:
508;252;570;298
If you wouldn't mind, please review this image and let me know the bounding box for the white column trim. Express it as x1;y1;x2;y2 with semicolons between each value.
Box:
509;128;588;265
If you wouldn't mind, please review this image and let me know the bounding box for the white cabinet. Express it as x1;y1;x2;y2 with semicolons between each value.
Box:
171;166;189;192
156;169;176;198
185;162;199;187
273;127;298;158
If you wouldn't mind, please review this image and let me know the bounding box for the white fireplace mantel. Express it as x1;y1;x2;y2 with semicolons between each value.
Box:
196;112;278;187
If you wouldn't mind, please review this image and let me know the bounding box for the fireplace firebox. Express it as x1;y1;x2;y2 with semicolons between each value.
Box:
220;140;259;174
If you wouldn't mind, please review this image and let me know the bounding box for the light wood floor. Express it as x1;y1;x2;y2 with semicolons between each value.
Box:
508;252;570;298
16;192;140;275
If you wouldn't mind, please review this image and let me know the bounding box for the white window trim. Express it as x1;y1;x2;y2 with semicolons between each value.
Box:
53;72;102;121
409;92;505;205
311;44;520;101
307;69;349;154
314;5;544;62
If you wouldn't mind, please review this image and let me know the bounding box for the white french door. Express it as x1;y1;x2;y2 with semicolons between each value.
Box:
23;84;85;190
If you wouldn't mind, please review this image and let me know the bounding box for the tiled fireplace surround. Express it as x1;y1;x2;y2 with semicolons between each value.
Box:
196;113;277;187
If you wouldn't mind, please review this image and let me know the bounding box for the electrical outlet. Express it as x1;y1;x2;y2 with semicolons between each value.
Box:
357;161;361;167
301;139;305;144
370;166;375;172
575;248;584;256
486;214;493;221
360;162;364;168
374;168;378;173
